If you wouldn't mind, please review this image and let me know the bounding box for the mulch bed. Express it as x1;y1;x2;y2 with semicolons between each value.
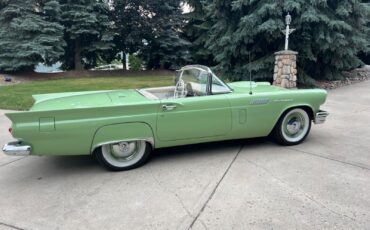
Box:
315;66;370;89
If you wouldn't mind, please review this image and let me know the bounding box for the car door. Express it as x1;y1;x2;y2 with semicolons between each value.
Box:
156;94;232;141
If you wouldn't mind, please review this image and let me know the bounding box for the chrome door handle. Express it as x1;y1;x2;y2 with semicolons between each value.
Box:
162;104;177;111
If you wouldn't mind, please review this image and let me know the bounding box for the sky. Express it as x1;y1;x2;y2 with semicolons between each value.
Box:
182;3;191;13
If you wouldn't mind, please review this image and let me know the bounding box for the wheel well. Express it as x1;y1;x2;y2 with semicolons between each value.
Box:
283;105;314;120
145;140;154;150
297;106;314;120
279;106;315;121
91;139;154;155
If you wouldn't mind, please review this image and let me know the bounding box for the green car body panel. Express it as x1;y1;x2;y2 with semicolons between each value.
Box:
5;79;327;156
3;66;328;158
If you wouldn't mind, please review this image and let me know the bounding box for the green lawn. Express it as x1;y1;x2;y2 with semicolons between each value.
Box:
0;76;173;110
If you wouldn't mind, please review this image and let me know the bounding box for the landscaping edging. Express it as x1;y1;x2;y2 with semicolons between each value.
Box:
316;66;370;90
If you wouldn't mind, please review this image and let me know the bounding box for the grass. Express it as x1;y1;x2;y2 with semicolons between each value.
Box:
0;76;173;110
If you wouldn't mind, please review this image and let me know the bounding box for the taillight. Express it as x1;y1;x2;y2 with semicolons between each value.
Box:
8;127;12;133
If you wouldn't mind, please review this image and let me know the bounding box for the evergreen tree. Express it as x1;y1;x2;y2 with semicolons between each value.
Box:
59;0;114;70
201;0;370;82
112;0;190;70
0;0;65;72
358;1;370;64
184;0;215;66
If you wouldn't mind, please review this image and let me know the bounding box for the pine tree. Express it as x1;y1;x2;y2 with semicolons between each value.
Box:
358;1;370;64
112;0;191;70
199;0;370;82
0;0;65;72
59;0;114;70
184;0;215;66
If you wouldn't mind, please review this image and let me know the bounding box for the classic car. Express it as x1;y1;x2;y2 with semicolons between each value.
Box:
3;65;328;171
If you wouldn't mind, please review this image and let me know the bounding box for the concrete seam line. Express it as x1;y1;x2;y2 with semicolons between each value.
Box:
288;147;370;171
243;158;359;223
150;170;193;220
187;144;244;230
0;157;27;167
0;222;27;230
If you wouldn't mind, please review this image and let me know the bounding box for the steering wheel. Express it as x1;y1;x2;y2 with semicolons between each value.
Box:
174;79;187;98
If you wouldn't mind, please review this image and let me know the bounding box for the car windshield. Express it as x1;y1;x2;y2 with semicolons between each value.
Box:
175;66;232;97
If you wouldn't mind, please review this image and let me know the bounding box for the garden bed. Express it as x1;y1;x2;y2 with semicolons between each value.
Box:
316;65;370;89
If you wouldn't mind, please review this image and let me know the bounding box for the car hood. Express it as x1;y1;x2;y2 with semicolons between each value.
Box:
30;89;148;111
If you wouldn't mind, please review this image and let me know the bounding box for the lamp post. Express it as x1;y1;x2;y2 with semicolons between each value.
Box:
282;13;295;50
273;13;298;88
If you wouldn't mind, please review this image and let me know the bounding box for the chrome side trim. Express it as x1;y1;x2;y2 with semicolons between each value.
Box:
250;98;270;105
3;141;31;156
273;99;293;102
314;110;329;124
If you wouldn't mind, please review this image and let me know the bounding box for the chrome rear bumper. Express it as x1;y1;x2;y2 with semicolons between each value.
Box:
2;141;31;156
314;110;329;124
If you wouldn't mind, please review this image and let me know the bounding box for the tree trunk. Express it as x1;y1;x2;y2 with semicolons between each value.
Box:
74;39;83;70
122;57;126;70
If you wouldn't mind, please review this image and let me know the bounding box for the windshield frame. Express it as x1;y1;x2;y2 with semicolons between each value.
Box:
176;65;233;95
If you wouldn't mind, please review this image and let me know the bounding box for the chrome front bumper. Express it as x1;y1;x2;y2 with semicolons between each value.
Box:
314;110;329;124
2;141;31;156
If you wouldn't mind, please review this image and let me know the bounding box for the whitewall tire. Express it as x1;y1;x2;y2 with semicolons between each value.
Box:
94;140;151;171
273;108;311;145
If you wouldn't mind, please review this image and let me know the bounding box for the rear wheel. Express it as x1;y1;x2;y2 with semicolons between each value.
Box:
273;108;311;145
94;140;151;171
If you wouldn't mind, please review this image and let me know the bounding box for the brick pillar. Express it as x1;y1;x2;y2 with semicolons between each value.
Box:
273;50;298;88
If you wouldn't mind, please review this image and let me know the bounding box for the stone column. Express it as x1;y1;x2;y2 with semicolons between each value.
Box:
273;50;298;88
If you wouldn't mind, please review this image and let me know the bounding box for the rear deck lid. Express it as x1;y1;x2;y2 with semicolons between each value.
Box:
30;89;147;111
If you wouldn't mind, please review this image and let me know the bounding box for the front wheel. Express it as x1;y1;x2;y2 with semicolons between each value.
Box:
273;108;311;145
94;140;151;171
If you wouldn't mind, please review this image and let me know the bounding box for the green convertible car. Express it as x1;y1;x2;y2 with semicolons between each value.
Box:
3;65;328;171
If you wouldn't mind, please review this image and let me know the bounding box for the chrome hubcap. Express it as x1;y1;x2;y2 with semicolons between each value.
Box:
282;110;308;141
286;120;302;135
110;141;139;161
284;114;304;138
101;140;147;168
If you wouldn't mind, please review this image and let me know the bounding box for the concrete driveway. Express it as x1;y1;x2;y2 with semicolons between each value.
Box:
0;81;369;230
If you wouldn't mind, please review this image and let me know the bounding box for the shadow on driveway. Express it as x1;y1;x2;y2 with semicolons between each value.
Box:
41;137;270;173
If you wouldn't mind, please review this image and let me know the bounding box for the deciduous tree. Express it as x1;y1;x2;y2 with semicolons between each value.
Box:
112;0;190;70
